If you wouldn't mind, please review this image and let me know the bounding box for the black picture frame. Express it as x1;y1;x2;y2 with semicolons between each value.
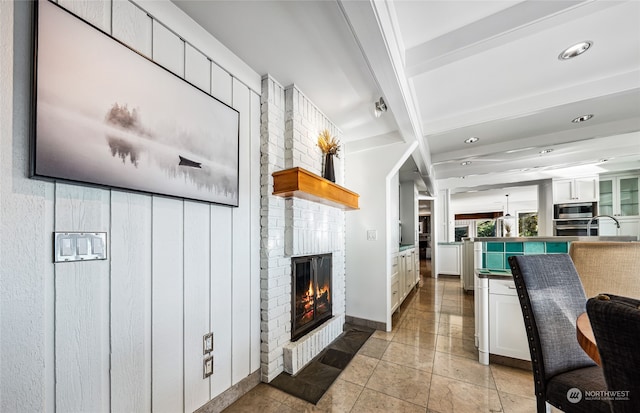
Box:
31;0;240;206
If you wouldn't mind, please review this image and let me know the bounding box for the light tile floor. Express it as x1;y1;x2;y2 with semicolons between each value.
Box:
223;263;540;413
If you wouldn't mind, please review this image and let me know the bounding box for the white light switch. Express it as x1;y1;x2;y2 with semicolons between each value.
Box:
92;237;104;255
60;238;74;256
77;238;89;255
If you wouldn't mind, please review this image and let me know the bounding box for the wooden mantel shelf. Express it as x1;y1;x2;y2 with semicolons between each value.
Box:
272;167;359;210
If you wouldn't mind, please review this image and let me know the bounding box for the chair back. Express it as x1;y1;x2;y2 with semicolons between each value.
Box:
569;241;640;299
587;294;640;413
508;255;596;395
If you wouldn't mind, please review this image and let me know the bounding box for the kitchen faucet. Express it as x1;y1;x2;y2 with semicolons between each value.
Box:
587;215;620;236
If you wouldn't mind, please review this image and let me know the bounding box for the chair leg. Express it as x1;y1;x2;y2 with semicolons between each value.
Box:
536;396;549;413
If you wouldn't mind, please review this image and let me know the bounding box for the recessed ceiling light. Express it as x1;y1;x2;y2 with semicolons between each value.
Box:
572;114;594;123
464;137;479;144
460;161;472;166
558;41;593;60
539;149;553;154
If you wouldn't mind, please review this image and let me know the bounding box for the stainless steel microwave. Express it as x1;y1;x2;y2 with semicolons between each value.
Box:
554;202;597;219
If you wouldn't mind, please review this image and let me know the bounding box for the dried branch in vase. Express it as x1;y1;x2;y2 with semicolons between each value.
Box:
317;129;341;158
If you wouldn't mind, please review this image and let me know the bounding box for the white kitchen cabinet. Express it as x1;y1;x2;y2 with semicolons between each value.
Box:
399;252;407;301
599;174;639;217
599;216;640;239
553;176;598;203
405;249;416;294
414;250;420;285
391;248;417;315
438;243;461;275
391;273;400;312
391;253;400;306
488;279;530;361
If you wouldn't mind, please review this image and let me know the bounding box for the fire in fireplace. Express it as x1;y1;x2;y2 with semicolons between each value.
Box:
291;254;332;341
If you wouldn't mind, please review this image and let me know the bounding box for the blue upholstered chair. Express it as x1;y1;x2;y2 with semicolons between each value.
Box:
508;254;610;413
587;294;640;413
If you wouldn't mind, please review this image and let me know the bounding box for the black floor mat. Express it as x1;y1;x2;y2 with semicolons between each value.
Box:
268;326;374;404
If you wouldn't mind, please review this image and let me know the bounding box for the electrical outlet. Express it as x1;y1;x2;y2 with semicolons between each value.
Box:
203;356;213;378
367;230;377;241
203;333;213;354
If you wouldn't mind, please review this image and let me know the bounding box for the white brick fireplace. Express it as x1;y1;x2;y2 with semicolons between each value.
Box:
259;76;347;382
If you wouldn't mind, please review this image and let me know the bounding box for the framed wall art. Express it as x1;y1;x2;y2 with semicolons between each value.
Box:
31;0;240;206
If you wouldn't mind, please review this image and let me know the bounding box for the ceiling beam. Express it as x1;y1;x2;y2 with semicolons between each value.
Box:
338;0;435;193
403;0;618;77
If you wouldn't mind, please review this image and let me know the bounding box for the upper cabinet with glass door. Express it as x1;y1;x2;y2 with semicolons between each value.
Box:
599;173;639;217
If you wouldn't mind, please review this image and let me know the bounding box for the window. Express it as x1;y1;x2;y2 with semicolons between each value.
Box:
518;212;538;236
454;226;469;242
476;220;496;237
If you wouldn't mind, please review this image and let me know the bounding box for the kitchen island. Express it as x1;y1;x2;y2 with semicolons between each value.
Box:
472;236;637;365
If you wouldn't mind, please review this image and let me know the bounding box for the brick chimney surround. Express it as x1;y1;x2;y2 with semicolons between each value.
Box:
259;76;347;382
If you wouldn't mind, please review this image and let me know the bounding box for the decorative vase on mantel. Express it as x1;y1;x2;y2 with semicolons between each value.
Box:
323;153;335;182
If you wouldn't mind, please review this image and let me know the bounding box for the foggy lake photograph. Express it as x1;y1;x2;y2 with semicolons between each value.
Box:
33;0;240;206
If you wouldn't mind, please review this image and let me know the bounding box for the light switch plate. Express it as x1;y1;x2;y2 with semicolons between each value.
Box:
203;332;213;354
367;230;377;241
54;232;107;263
203;356;213;378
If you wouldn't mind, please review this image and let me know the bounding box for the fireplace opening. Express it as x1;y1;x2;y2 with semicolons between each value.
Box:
291;254;332;341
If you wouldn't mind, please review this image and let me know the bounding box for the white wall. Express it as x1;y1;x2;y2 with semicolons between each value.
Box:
436;189;452;243
389;174;400;251
538;179;554;236
0;1;260;411
345;141;415;328
400;181;417;245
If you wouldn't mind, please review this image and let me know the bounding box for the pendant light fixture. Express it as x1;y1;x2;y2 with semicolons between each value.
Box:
504;194;511;217
498;194;516;237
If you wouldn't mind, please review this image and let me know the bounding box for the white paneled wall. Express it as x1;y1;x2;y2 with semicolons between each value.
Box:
0;1;261;412
54;185;111;413
110;191;152;413
184;201;211;412
152;196;185;413
209;208;233;398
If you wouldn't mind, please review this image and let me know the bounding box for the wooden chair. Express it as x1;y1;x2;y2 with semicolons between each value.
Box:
569;241;640;299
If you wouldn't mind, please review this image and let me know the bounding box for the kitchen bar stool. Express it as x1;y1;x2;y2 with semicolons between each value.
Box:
569;241;640;299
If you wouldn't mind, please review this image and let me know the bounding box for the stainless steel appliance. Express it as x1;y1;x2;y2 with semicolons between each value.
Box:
553;202;598;236
554;219;598;236
554;202;597;219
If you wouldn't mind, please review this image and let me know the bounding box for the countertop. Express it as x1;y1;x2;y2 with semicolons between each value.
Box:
399;244;416;251
466;236;637;242
475;269;513;280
